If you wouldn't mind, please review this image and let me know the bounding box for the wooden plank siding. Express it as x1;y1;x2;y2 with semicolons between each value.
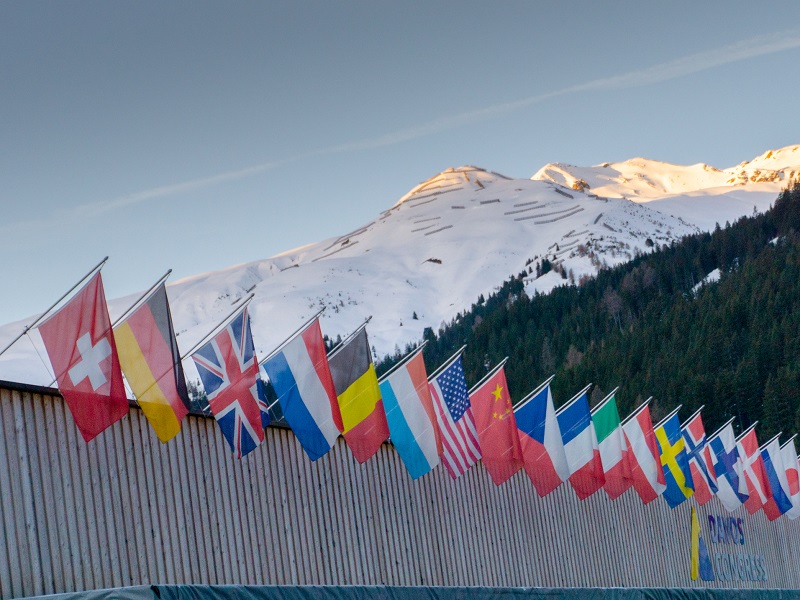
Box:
1;384;800;598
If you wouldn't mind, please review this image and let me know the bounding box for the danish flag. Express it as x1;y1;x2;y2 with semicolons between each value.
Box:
192;305;266;458
38;272;128;442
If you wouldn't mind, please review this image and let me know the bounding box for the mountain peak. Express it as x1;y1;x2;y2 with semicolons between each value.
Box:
394;165;512;207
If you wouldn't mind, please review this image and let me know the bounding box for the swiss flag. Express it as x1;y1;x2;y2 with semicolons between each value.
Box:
39;272;128;441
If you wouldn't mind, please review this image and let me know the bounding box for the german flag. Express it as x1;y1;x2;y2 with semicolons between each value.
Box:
328;327;388;463
114;283;190;442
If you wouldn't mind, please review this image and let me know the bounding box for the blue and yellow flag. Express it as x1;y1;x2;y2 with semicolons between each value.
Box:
655;411;694;508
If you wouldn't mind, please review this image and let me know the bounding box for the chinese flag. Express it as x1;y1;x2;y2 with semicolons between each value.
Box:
39;272;128;441
469;365;523;485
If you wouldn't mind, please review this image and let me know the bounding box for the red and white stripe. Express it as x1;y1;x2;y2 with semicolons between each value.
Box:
430;381;481;478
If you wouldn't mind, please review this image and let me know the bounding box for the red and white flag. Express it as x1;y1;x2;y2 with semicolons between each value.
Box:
39;272;128;441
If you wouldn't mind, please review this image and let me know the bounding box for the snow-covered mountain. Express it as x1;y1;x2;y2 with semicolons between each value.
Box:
2;145;798;386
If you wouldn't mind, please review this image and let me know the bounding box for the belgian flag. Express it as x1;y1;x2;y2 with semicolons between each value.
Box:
328;326;388;463
114;283;191;442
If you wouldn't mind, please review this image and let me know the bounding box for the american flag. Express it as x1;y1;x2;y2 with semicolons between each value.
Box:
192;305;265;458
429;355;481;478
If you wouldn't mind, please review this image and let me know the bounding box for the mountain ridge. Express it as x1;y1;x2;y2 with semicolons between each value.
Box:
1;146;797;386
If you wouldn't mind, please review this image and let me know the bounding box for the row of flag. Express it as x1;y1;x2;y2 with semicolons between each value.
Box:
23;267;800;521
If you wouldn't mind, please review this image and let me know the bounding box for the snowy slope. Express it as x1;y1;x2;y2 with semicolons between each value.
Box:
1;146;798;386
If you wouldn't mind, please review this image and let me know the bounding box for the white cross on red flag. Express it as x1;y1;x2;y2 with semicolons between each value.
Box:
39;271;128;441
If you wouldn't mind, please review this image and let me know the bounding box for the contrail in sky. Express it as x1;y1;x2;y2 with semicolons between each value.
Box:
55;28;800;219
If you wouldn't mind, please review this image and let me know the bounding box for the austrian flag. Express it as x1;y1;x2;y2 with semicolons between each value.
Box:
39;272;129;442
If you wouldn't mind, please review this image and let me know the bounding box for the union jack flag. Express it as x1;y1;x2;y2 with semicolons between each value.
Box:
192;305;267;458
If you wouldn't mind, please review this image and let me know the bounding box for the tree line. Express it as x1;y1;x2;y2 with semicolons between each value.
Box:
379;181;800;441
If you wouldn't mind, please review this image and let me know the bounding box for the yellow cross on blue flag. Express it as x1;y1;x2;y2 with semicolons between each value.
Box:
654;408;694;508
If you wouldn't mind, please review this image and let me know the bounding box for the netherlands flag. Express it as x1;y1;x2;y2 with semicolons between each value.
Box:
556;385;604;500
262;318;343;461
514;376;569;497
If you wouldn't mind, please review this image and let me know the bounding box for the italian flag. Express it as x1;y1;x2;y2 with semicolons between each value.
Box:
591;391;631;499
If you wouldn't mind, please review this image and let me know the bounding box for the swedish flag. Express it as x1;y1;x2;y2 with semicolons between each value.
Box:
654;409;694;508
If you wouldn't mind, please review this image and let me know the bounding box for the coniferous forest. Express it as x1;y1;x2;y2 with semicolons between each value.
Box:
378;181;800;440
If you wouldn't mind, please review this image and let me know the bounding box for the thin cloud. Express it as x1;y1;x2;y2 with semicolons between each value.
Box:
18;28;800;227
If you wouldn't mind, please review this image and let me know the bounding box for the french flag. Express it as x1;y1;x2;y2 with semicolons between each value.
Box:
780;438;800;520
761;434;793;521
261;318;343;461
556;385;604;500
514;376;569;497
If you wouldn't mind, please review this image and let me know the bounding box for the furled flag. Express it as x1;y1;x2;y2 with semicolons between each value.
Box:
429;353;481;479
761;434;792;521
379;349;442;479
513;377;569;497
191;304;265;459
262;318;343;461
681;408;718;506
621;402;665;504
39;271;128;442
654;408;694;508
328;327;389;463
780;438;800;519
736;425;770;515
114;282;191;443
591;389;631;500
556;386;604;500
469;362;523;486
708;420;747;512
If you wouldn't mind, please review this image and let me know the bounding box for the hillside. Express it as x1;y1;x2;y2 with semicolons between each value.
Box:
0;146;797;386
396;181;800;440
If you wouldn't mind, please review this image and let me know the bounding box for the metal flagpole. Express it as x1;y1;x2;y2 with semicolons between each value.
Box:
759;432;783;452
590;386;620;415
258;307;326;366
735;420;759;442
45;269;176;390
554;382;593;417
620;396;653;426
707;416;737;441
377;340;428;383
111;269;172;328
426;344;467;382
514;374;556;412
326;316;372;360
179;293;255;361
680;405;706;429
467;357;509;395
0;256;109;358
653;404;683;430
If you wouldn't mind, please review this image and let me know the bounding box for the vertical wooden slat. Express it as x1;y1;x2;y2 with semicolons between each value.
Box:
0;389;21;598
191;419;219;583
11;390;43;596
111;418;137;586
119;412;145;585
28;394;58;594
7;386;800;595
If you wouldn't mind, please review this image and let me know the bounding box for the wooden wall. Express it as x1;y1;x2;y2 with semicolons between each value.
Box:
1;383;799;598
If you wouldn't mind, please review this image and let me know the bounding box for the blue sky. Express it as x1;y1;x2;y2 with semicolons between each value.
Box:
1;1;799;325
